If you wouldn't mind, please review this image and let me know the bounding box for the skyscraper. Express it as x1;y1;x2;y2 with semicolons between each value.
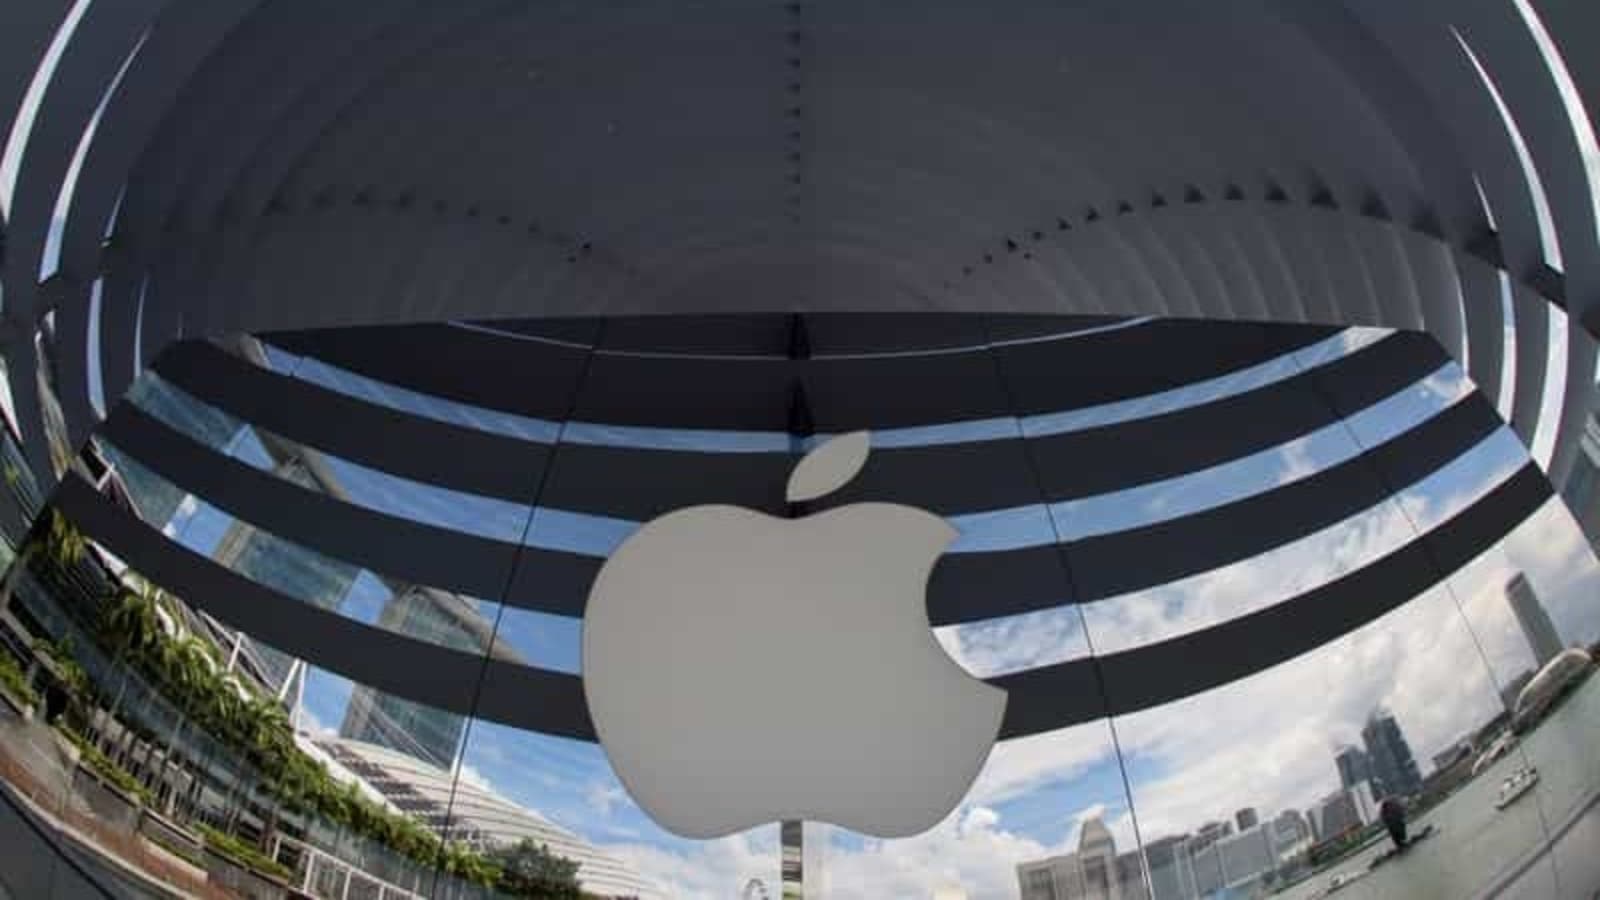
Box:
1558;385;1600;549
1333;745;1371;790
1015;817;1142;900
1141;835;1195;900
1362;709;1422;797
339;584;521;769
1505;572;1565;668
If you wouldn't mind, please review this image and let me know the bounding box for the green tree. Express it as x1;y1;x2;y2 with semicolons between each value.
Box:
97;579;166;753
0;509;86;616
490;839;584;899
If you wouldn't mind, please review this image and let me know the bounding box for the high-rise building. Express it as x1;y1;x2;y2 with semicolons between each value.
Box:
1309;782;1378;841
210;478;360;691
1079;818;1120;898
1189;841;1225;898
1270;810;1311;860
112;374;245;529
1215;824;1276;889
1558;385;1600;549
779;820;830;898
1141;835;1195;900
1333;745;1371;790
1361;710;1422;797
339;584;521;769
1187;820;1231;853
1233;807;1257;831
1505;572;1565;668
1015;817;1142;900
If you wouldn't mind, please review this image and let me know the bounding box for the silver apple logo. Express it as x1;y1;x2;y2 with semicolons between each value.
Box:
582;431;1008;839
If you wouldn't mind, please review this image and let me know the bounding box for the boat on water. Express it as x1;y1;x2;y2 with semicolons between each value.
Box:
1323;869;1369;896
1494;766;1540;810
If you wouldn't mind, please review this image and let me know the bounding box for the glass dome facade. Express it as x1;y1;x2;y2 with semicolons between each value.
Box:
3;2;1600;898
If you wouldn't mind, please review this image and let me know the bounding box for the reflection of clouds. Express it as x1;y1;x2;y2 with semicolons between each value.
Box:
452;762;496;795
561;721;1132;900
969;723;1116;807
585;781;627;816
604;827;777;900
946;425;1528;671
1081;495;1421;657
818;805;1060;900
1111;499;1600;849
1114;585;1503;846
451;498;1595;900
936;606;1085;678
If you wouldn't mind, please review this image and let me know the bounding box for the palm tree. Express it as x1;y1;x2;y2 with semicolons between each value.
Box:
0;509;86;617
97;580;164;755
153;636;217;818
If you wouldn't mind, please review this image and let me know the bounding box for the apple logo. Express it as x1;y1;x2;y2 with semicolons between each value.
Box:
582;431;1008;839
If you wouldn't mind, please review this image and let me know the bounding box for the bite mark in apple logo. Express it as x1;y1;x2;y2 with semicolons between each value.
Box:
582;431;1008;839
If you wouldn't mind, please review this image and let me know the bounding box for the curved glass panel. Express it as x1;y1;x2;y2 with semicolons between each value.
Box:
4;318;1597;900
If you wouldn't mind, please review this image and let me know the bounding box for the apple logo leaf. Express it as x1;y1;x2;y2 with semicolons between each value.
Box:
786;431;870;503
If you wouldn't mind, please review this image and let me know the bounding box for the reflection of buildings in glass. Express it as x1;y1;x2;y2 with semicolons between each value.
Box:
118;362;523;769
1232;807;1257;831
316;738;657;900
1141;835;1195;900
803;821;830;899
339;584;521;770
1361;709;1422;797
1015;816;1145;900
1500;668;1537;710
1421;740;1477;803
1213;824;1277;890
1505;572;1565;668
118;374;243;527
777;820;830;897
210;485;359;691
1185;820;1230;855
1188;841;1224;898
781;820;802;896
1269;810;1311;860
1333;745;1371;791
1307;781;1378;841
1558;388;1600;548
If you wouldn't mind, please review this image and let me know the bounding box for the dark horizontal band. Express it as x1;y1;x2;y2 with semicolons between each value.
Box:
51;458;1550;743
1023;330;1447;501
151;340;554;501
267;316;1336;428
150;329;1441;520
97;383;1501;625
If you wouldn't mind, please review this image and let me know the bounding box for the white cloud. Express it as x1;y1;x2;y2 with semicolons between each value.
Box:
566;436;1600;900
452;762;497;796
967;723;1113;808
1274;435;1319;486
294;704;336;738
586;781;627;816
604;828;778;900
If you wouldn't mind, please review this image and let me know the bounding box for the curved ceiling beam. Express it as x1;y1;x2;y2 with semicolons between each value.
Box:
3;0;1595;503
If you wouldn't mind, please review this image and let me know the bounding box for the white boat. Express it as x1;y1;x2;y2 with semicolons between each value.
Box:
1324;870;1369;896
1494;766;1540;809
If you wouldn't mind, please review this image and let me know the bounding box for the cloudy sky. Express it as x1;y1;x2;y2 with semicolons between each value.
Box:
106;324;1600;900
